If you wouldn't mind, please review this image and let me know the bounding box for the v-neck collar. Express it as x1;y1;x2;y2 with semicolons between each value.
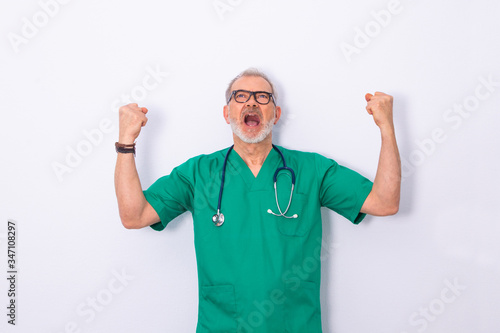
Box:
226;146;281;191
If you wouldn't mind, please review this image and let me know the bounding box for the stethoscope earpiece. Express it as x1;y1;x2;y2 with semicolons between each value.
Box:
267;209;298;219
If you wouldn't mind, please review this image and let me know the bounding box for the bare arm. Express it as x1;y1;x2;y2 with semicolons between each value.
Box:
114;103;160;229
360;92;401;216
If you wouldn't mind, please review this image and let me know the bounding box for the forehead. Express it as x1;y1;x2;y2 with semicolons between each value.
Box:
232;76;272;92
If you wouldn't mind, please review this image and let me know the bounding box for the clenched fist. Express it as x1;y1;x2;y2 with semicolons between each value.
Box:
118;103;148;144
365;92;394;131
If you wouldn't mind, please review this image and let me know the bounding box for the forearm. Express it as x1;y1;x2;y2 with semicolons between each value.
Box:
114;153;149;228
370;125;401;214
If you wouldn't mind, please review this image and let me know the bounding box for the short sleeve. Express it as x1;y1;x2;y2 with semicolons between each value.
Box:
319;157;373;224
143;164;195;231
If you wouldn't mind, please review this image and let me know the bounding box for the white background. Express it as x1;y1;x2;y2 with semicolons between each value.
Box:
1;0;499;332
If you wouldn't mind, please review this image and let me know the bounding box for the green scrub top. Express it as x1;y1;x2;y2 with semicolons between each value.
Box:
144;146;373;333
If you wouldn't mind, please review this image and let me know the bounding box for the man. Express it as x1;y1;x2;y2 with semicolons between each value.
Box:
114;68;401;332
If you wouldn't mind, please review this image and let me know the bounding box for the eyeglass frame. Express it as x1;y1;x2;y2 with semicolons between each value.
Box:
227;90;276;105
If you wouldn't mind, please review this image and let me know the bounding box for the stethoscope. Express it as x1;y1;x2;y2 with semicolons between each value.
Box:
212;144;298;227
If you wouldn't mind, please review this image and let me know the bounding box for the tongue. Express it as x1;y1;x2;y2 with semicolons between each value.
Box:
245;115;260;126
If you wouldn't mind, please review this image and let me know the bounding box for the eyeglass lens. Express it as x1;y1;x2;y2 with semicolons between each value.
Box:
233;90;271;104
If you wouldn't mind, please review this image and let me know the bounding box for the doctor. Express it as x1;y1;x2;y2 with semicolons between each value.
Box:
114;68;401;332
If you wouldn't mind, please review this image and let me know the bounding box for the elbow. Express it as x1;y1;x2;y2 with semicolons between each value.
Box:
121;219;136;229
370;201;399;217
120;214;144;230
363;192;400;217
384;204;399;216
382;201;399;216
118;202;157;229
380;192;400;216
122;220;137;229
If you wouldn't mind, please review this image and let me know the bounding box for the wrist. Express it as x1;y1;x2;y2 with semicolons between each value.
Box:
118;135;136;145
379;123;395;135
115;142;136;156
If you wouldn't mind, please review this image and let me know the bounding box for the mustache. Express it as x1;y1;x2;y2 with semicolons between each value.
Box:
241;107;263;119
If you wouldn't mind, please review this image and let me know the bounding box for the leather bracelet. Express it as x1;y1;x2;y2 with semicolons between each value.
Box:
115;142;136;155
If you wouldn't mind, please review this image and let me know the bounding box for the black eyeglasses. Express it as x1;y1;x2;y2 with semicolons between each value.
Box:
227;90;275;105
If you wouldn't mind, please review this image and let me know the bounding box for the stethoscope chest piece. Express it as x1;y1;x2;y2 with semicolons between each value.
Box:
212;211;224;227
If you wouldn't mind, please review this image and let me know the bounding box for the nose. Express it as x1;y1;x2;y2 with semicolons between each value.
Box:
246;92;259;107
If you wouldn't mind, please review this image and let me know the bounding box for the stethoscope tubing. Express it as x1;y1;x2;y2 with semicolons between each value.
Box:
214;144;297;226
216;145;234;215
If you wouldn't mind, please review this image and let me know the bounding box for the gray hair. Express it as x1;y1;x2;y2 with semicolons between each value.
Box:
225;68;278;104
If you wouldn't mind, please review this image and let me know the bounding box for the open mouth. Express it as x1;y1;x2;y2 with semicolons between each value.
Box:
244;113;261;127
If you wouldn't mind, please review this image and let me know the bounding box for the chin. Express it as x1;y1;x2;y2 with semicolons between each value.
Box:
237;132;272;144
230;119;274;144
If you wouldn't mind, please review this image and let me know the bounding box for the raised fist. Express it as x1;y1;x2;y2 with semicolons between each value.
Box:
365;92;394;130
118;103;148;144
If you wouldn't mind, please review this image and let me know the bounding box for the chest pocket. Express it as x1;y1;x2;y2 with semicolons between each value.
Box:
271;192;318;237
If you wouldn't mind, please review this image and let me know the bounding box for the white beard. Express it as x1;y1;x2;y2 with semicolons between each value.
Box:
229;108;275;144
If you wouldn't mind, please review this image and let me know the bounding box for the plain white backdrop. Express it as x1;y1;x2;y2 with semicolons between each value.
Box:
1;0;499;332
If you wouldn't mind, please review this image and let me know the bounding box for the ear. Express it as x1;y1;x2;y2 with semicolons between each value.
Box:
273;106;282;125
223;105;230;124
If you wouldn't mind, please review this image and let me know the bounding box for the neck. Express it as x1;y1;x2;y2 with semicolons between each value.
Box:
232;134;273;177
